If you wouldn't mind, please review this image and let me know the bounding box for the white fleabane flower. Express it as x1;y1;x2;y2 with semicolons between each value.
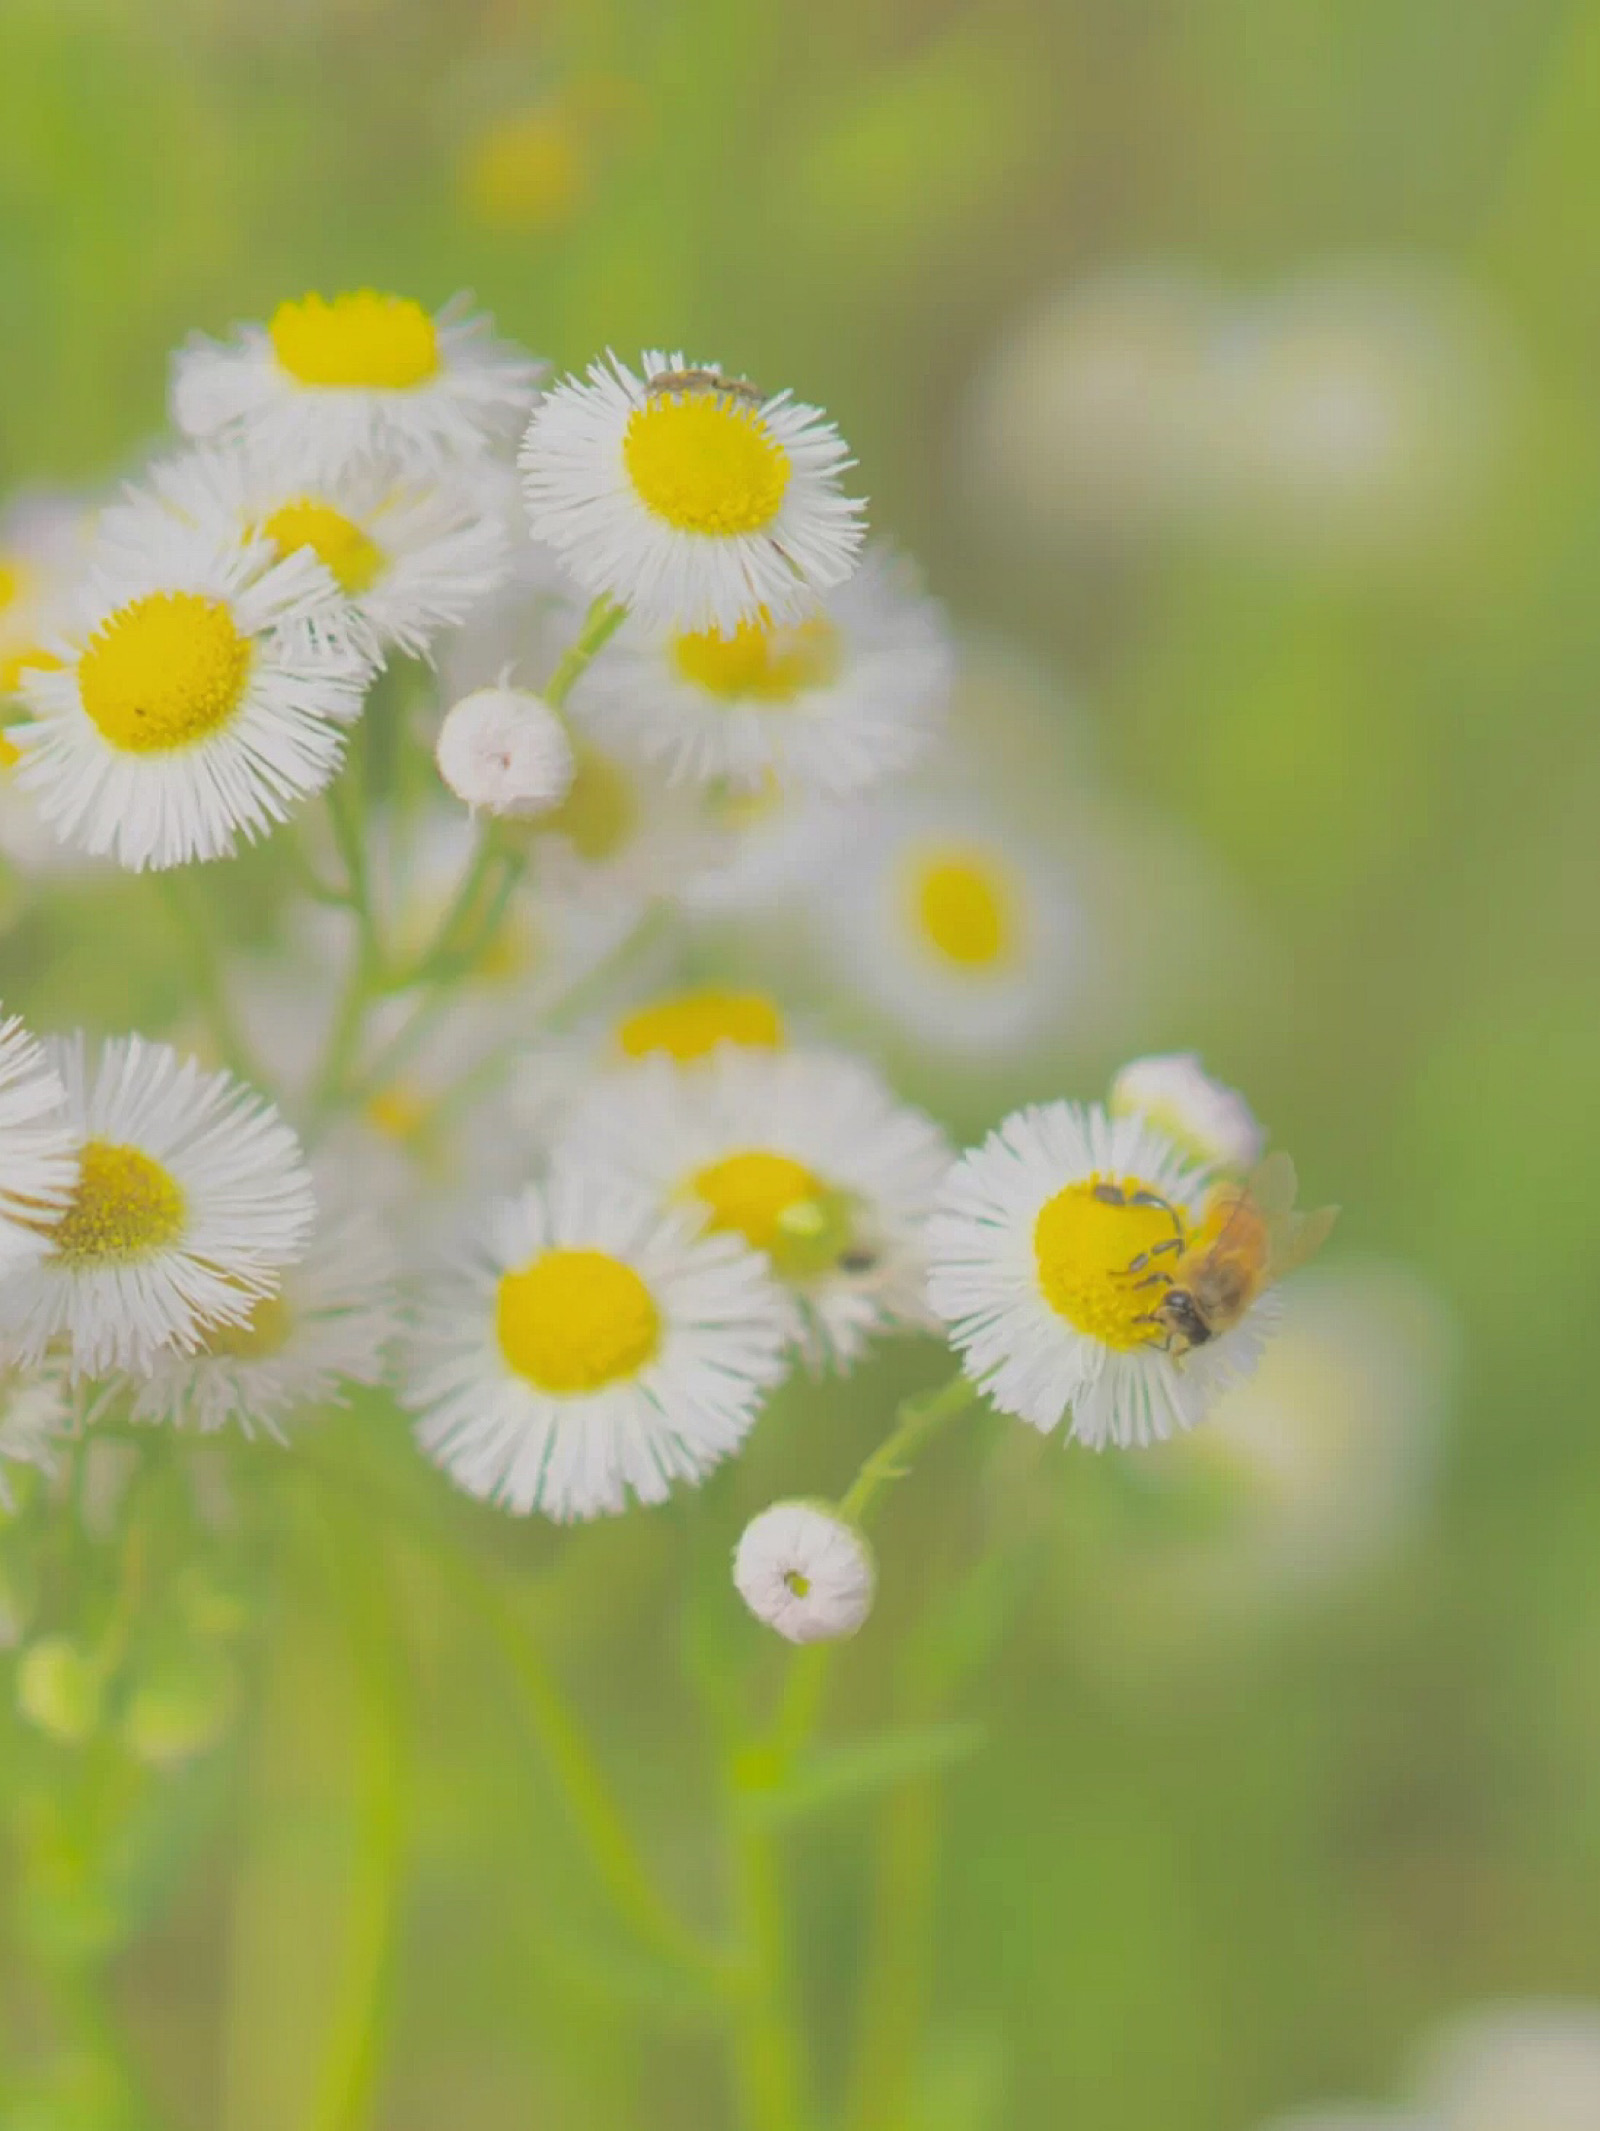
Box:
1110;1051;1265;1172
520;351;865;632
734;1501;876;1643
435;685;574;818
0;1012;74;1273
11;514;371;871
553;1048;953;1370
567;547;950;796
117;1204;401;1439
519;735;729;909
1416;2002;1600;2131
401;1167;792;1522
110;443;513;662
811;794;1082;1060
0;1360;73;1511
927;1102;1274;1449
171;290;545;474
0;490;95;698
0;1035;316;1376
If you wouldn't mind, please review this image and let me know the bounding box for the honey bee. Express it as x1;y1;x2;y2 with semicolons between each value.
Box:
645;366;765;405
1123;1151;1339;1358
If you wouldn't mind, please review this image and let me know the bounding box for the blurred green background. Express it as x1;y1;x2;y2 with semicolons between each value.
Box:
2;0;1599;2125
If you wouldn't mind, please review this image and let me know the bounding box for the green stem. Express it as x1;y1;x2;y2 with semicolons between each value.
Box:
158;875;253;1081
543;593;628;709
724;1369;978;2131
305;1521;409;2131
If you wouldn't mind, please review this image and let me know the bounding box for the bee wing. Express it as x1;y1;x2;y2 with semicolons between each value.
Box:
1243;1150;1299;1226
1267;1201;1340;1281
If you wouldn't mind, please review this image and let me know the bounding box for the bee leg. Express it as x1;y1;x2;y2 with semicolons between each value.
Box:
1128;1189;1186;1240
1127;1270;1173;1291
1092;1181;1127;1206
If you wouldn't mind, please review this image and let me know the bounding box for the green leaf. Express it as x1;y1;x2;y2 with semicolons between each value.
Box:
739;1721;986;1829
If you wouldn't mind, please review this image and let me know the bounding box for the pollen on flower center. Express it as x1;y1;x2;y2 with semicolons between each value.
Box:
1033;1176;1189;1351
538;747;635;861
52;1141;187;1266
269;292;441;389
617;989;786;1063
263;499;385;594
78;592;251;754
496;1246;660;1393
622;391;790;536
198;1289;293;1360
691;1149;853;1279
672;612;839;701
908;847;1018;970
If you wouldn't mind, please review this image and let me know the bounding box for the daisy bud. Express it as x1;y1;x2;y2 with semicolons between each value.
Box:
733;1499;876;1644
435;685;575;819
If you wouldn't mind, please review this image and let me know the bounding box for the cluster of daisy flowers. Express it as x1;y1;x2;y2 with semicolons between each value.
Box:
0;283;1336;1670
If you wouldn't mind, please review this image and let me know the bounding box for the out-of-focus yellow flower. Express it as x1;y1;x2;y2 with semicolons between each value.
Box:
461;108;588;234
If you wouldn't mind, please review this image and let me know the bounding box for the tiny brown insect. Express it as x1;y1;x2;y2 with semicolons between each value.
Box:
645;367;765;405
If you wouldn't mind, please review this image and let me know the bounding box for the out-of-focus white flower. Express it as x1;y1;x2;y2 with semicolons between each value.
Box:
553;1047;952;1370
12;513;371;871
811;794;1082;1060
568;547;950;797
0;490;95;697
521;350;864;631
1110;1053;1265;1172
435;685;575;818
929;1102;1273;1448
0;1034;315;1376
0;1360;73;1511
116;1200;401;1440
518;735;729;909
0;1011;74;1274
401;1166;792;1520
112;442;513;661
734;1501;876;1643
1416;2002;1600;2131
172;290;544;474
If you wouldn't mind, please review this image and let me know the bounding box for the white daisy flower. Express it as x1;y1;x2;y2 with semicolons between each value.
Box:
401;1166;792;1521
171;290;545;474
566;547;950;795
520;350;865;632
108;442;513;662
117;1202;400;1440
733;1501;876;1644
516;734;729;909
681;779;869;920
11;513;372;871
504;982;791;1146
927;1102;1274;1449
1110;1051;1265;1171
0;1034;316;1376
0;1359;73;1511
435;685;574;818
0;490;95;698
552;1048;953;1370
811;794;1081;1059
0;1011;74;1274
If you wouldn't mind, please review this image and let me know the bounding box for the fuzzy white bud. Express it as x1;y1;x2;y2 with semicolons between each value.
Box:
435;686;575;819
733;1499;876;1644
1110;1051;1265;1172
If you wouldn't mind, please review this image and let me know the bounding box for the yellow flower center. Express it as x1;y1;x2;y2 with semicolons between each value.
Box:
365;1084;434;1145
0;729;19;771
0;559;28;614
495;1247;660;1394
269;292;441;390
78;593;251;754
262;499;385;594
616;989;785;1063
1033;1176;1189;1351
198;1289;293;1360
52;1141;187;1266
907;847;1019;971
622;389;790;536
672;612;839;701
690;1149;853;1279
538;746;636;861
